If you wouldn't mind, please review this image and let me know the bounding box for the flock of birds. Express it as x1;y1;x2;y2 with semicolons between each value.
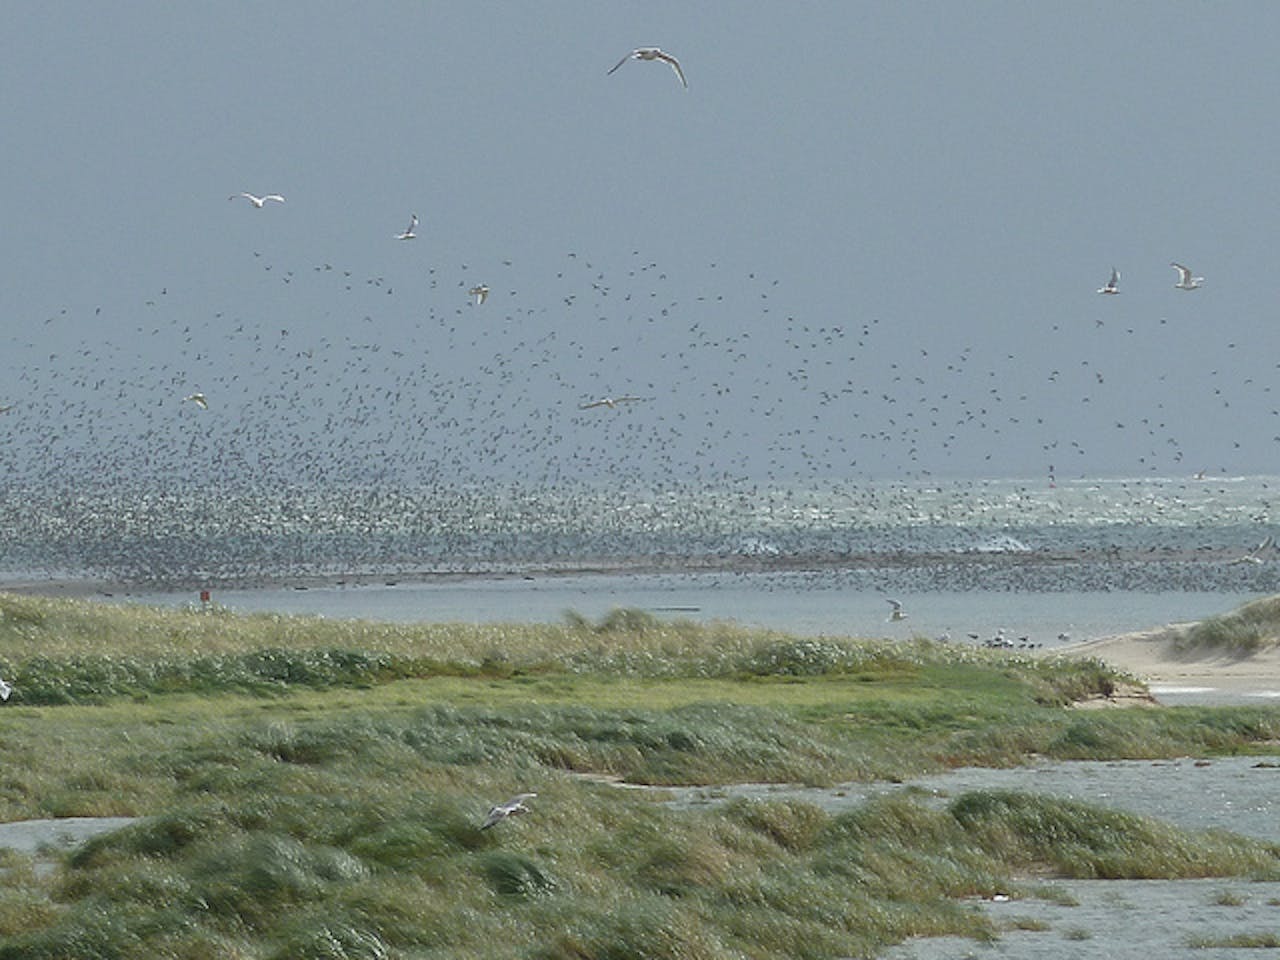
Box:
3;40;1278;599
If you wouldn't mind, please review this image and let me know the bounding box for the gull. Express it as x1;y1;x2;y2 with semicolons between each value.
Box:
1171;262;1203;290
607;47;687;88
1097;267;1120;295
886;598;908;622
480;793;536;830
0;405;12;414
1229;535;1275;565
229;192;285;208
183;393;208;409
395;213;418;240
579;395;647;410
0;679;11;702
469;284;489;305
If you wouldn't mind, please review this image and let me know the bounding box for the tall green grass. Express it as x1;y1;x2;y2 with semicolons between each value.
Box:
0;595;1277;957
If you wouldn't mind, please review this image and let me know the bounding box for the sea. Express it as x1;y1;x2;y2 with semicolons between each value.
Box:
2;474;1277;648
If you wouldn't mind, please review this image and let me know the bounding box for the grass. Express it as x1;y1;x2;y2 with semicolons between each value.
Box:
0;595;1277;958
1172;594;1280;656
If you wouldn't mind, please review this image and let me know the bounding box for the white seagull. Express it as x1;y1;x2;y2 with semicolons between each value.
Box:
607;47;687;88
229;192;285;208
1097;267;1120;295
886;599;908;622
395;213;418;240
1171;262;1204;290
469;284;490;305
480;793;536;830
0;679;11;702
579;395;647;410
183;393;208;409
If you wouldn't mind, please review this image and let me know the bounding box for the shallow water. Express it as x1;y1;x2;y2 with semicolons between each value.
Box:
643;757;1280;959
113;576;1251;649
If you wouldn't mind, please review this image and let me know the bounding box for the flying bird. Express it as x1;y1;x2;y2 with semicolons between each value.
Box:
886;599;908;622
229;192;285;208
469;284;490;305
395;213;418;240
1171;262;1203;290
579;396;647;410
1097;268;1120;295
183;393;208;409
607;48;687;88
480;793;536;830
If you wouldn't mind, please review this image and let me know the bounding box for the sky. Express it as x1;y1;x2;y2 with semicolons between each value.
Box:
4;2;1280;489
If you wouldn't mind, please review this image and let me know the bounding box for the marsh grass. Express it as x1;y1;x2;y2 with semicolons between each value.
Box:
0;597;1277;957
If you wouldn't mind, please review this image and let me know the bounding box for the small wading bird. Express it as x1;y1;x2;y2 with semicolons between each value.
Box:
1097;267;1120;295
607;47;687;88
183;393;208;409
886;599;908;622
229;192;285;208
579;395;647;410
481;793;536;830
469;284;489;305
1171;262;1203;290
394;213;418;240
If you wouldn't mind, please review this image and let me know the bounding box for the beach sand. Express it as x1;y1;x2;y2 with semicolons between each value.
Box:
1065;624;1280;702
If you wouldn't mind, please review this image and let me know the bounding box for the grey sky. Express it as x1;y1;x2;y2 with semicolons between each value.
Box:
3;2;1278;486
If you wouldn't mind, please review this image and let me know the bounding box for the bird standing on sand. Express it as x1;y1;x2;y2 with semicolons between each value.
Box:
607;47;687;88
229;192;285;208
481;793;536;829
1097;267;1120;295
1171;262;1203;290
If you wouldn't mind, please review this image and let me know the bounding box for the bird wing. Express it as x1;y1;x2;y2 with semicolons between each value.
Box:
1171;262;1191;282
607;52;635;75
580;400;608;409
264;195;285;203
655;52;687;87
1110;267;1119;285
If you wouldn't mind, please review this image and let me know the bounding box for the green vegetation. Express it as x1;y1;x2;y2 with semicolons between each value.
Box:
1172;594;1280;656
0;595;1277;958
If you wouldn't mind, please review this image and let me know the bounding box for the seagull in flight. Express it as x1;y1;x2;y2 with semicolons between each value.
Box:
607;48;687;88
394;213;418;240
579;395;647;410
229;192;285;208
886;599;908;622
1171;262;1204;290
480;793;536;830
183;393;208;409
469;284;489;305
1097;267;1120;295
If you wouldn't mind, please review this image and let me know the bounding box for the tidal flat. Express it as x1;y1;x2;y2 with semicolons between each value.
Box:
0;594;1277;959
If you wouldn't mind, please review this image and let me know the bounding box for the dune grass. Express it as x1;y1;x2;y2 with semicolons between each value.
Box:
0;595;1277;958
1172;594;1280;656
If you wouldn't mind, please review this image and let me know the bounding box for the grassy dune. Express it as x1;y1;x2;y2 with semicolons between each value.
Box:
1172;594;1280;656
0;594;1278;959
